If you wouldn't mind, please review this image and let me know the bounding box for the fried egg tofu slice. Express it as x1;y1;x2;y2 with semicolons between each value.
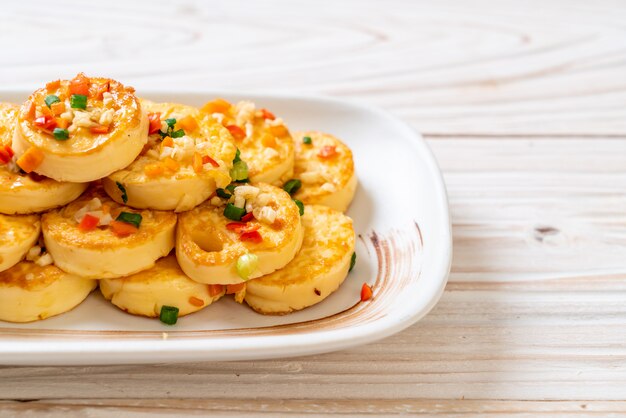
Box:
103;101;237;212
177;183;303;285
291;131;357;212
0;213;40;272
245;205;355;315
42;186;176;279
200;99;294;185
0;103;88;215
100;254;225;318
12;73;148;182
0;261;97;323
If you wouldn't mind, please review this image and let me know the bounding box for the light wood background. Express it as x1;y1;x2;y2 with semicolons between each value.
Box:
2;0;626;416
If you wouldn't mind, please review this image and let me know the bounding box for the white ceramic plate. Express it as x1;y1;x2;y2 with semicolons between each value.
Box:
0;90;451;365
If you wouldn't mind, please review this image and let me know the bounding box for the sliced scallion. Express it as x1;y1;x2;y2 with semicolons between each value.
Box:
216;188;231;199
171;129;185;138
229;160;248;181
115;211;142;228
302;136;312;145
293;199;304;216
159;305;179;325
236;253;258;280
44;95;60;108
349;252;356;272
224;203;246;221
283;179;302;195
53;128;69;141
116;181;128;204
70;94;87;110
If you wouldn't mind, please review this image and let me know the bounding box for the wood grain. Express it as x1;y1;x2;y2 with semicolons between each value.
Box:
1;0;626;135
2;0;626;416
1;399;625;418
436;139;626;281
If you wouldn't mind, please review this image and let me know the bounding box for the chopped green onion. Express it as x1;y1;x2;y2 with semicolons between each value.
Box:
116;181;128;204
44;95;60;108
236;253;258;280
53;128;69;140
70;94;87;110
171;129;185;138
283;179;302;195
293;199;304;216
216;188;231;199
115;212;142;228
230;160;248;181
159;305;179;325
158;119;183;139
225;184;237;194
224;203;246;221
349;252;356;272
302;136;312;145
233;148;241;163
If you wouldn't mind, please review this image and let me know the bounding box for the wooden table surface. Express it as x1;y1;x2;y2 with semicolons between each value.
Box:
2;0;626;416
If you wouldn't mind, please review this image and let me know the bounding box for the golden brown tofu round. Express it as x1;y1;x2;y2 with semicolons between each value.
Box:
0;102;88;215
199;99;294;185
0;213;40;272
42;185;176;279
177;183;303;285
103;101;237;212
0;261;97;323
245;205;355;315
291;131;357;212
100;254;225;318
12;73;148;182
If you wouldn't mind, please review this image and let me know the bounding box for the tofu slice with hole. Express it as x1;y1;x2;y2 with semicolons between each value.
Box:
291;131;357;212
12;74;148;182
0;102;87;214
103;101;236;212
0;213;40;273
42;186;176;279
100;254;225;318
199;99;294;185
176;183;303;285
244;205;355;314
0;261;96;323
